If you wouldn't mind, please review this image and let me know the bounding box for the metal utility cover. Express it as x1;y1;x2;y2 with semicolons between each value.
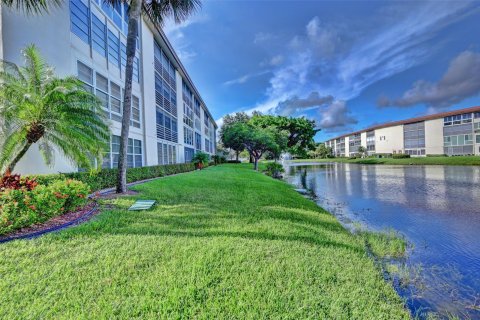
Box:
128;200;156;211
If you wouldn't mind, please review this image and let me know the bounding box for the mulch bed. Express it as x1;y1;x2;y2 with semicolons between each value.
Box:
0;202;99;243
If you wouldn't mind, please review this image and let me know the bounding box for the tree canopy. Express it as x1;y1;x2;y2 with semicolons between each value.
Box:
249;114;318;156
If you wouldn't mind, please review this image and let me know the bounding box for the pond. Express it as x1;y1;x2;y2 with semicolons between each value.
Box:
284;162;480;319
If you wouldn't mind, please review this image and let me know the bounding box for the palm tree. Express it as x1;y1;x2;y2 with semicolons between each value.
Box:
104;0;201;193
0;45;110;175
0;0;62;14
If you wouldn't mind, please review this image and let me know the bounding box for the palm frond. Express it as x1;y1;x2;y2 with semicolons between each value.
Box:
0;128;28;172
143;0;201;26
0;0;64;15
38;139;55;166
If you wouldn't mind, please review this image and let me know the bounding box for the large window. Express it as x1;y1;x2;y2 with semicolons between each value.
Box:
103;135;142;169
195;132;202;151
70;0;90;44
404;121;425;150
444;134;473;147
183;81;194;128
184;147;195;163
156;108;178;143
78;61;141;127
154;42;177;118
157;142;177;165
92;14;106;56
444;113;473;126
108;30;120;67
205;138;210;153
184;126;194;145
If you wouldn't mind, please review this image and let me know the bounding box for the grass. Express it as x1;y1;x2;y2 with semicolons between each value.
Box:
292;156;480;166
0;164;409;319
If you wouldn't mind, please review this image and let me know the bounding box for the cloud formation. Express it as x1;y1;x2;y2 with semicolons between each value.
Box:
274;92;333;116
318;100;358;131
223;70;271;86
378;50;480;109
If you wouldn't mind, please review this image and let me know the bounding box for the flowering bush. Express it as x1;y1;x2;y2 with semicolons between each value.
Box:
0;179;90;235
0;172;38;192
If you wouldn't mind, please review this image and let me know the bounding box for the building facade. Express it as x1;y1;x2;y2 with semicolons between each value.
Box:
325;106;480;157
1;0;217;174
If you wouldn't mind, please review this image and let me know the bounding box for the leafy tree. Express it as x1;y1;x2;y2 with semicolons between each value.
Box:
219;112;250;161
0;45;109;175
227;122;284;171
250;114;319;157
316;144;333;159
192;151;209;169
0;0;61;14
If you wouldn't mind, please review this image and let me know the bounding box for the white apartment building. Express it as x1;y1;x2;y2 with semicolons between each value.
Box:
1;0;217;175
325;106;480;157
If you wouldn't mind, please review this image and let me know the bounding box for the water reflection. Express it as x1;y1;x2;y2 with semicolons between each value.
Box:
285;162;480;319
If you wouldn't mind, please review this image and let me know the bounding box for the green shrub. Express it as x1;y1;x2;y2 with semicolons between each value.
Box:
349;156;357;160
192;152;210;169
31;163;195;192
227;160;241;164
0;179;90;235
264;162;284;178
212;155;227;165
392;154;410;159
426;154;447;157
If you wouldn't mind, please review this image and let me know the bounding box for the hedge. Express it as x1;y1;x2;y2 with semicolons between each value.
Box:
392;154;411;159
30;163;195;192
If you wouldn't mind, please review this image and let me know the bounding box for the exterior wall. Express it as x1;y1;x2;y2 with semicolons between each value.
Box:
425;118;444;155
360;132;367;149
1;0;216;175
374;125;404;154
344;136;350;155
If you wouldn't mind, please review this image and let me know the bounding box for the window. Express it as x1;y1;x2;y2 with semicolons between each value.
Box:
184;147;195;163
184;126;193;145
156;108;178;143
476;135;480;143
183;81;194;128
95;73;109;114
108;30;120;67
133;57;140;83
462;113;472;123
195;132;202;151
91;14;106;56
444;134;473;146
127;138;142;168
154;41;177;120
157;143;177;165
475;112;480;119
205;138;210;153
70;0;90;44
110;82;122;121
474;122;480;131
194;99;201;117
131;95;141;128
111;135;120;167
77;61;93;92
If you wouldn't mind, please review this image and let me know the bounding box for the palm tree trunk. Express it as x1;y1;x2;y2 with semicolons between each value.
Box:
117;0;142;193
5;142;32;175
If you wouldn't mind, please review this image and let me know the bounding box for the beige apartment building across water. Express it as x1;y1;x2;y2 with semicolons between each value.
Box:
325;106;480;157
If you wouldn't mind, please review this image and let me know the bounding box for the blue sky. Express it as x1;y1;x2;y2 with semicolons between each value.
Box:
164;0;480;141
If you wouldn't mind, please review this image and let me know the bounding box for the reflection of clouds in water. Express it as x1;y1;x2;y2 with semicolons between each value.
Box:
284;162;480;318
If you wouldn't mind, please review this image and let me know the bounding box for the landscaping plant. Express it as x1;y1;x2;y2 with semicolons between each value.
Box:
0;179;90;235
192;152;210;170
265;162;285;179
0;45;109;175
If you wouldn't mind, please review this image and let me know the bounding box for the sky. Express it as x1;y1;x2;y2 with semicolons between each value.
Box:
163;0;480;141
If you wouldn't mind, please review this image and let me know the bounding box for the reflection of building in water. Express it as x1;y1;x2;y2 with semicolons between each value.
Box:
324;106;480;157
372;166;407;205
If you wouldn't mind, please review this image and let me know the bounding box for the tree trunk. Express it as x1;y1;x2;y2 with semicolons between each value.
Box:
249;154;253;163
117;0;142;194
254;157;258;171
235;150;239;161
5;142;32;175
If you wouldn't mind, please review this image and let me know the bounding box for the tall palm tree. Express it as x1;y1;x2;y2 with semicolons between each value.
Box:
0;0;62;14
0;45;110;175
105;0;201;193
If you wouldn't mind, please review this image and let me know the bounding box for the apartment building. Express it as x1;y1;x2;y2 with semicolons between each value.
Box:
1;0;217;174
324;106;480;157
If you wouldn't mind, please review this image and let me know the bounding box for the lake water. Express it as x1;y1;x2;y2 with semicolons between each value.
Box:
284;162;480;319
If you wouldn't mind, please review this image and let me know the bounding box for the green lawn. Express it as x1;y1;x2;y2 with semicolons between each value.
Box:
293;155;480;166
0;164;408;319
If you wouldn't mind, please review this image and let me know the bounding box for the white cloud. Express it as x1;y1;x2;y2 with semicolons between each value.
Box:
253;32;277;44
162;14;209;63
318;100;358;131
223;70;271;86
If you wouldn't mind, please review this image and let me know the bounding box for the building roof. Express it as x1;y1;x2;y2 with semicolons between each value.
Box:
326;105;480;142
142;9;218;129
